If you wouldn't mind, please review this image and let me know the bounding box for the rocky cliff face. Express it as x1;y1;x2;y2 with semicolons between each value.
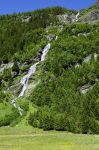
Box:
56;3;99;24
57;13;76;24
80;10;99;23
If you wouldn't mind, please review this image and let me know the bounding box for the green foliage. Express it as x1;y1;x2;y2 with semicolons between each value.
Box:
3;69;12;82
0;6;99;134
17;98;29;112
12;62;19;74
0;90;5;103
29;23;99;134
0;105;19;127
0;7;72;62
53;113;66;131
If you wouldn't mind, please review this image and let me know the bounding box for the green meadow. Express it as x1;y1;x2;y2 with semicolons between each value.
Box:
0;126;98;150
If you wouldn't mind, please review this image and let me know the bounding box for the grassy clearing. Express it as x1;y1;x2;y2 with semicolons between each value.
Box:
0;125;98;150
0;105;98;150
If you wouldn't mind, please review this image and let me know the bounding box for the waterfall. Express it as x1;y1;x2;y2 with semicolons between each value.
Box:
18;62;39;97
41;43;51;61
12;43;51;115
76;11;80;22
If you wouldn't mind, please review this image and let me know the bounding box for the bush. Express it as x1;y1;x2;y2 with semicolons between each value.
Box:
0;106;19;127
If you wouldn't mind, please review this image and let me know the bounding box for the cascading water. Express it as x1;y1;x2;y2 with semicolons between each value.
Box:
76;11;80;22
41;43;51;61
19;62;39;97
12;43;51;115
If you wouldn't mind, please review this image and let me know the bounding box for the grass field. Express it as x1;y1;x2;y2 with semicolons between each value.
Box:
0;125;99;150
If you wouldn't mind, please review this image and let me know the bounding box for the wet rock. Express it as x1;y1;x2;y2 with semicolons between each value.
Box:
36;50;42;61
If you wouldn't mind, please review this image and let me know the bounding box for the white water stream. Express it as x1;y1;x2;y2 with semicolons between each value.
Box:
12;43;51;115
75;11;80;22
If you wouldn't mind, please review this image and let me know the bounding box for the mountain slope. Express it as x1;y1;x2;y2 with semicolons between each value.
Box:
29;23;99;133
0;4;99;134
79;3;99;23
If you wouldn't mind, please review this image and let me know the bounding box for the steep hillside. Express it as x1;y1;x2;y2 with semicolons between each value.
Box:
0;7;72;62
0;4;99;134
79;3;99;23
29;23;99;134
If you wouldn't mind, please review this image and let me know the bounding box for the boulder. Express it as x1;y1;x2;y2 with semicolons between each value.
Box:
47;34;56;41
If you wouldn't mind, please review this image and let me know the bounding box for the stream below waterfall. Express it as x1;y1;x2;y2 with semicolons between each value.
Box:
12;43;51;116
